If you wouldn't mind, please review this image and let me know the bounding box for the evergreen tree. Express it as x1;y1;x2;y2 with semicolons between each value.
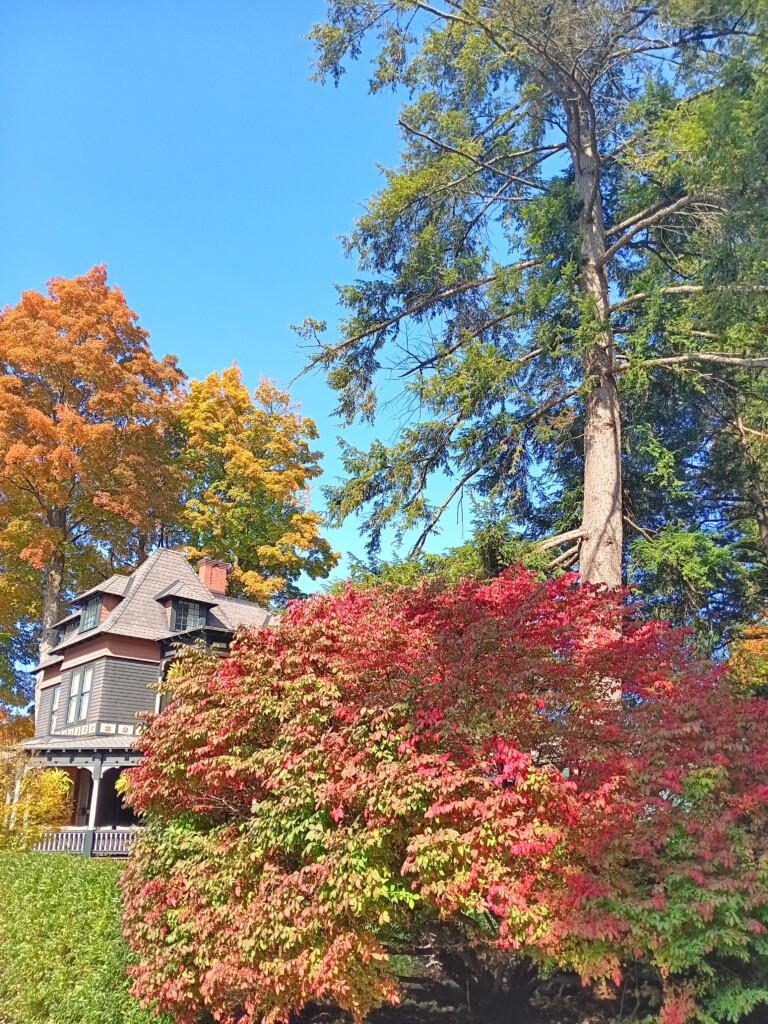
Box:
300;0;768;610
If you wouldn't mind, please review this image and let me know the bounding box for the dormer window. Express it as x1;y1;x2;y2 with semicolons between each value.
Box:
79;596;101;632
56;616;81;644
171;598;204;632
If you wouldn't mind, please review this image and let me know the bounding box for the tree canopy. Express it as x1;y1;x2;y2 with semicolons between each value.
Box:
122;569;768;1024
0;269;339;702
177;365;338;604
300;0;768;632
0;265;185;672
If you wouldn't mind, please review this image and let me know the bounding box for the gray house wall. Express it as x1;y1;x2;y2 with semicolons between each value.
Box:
60;658;106;730
93;658;159;724
34;686;54;738
35;656;159;739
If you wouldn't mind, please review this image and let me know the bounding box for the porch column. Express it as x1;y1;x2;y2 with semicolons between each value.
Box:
87;761;102;828
7;773;22;829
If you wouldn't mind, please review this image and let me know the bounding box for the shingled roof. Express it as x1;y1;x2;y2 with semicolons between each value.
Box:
44;549;271;661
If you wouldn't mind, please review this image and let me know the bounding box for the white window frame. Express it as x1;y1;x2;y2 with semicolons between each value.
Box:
67;664;95;723
78;664;93;720
67;669;82;723
49;685;60;734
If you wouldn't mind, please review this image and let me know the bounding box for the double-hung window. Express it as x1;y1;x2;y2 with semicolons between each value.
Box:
67;664;94;723
49;685;61;734
79;596;101;632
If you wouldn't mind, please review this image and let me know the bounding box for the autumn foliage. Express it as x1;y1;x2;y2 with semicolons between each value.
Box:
122;570;768;1024
177;365;337;603
0;265;185;658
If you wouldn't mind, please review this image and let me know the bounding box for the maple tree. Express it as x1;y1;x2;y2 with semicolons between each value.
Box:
176;365;338;603
122;570;768;1024
0;265;185;666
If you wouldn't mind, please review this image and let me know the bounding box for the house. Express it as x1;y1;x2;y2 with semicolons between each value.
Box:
22;550;271;844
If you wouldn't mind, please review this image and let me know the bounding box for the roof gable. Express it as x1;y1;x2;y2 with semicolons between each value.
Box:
48;549;270;655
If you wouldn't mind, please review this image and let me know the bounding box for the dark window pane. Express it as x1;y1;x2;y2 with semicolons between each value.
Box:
67;669;82;723
80;597;101;632
78;665;93;720
174;599;199;632
49;685;60;734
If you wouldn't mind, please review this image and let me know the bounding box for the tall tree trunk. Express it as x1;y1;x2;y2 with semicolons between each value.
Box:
35;508;66;719
39;508;66;659
749;480;768;569
567;99;623;588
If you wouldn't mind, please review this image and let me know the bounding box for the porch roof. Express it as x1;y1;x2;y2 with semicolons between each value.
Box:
20;734;137;752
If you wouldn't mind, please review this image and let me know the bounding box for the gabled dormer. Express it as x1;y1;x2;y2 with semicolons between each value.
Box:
51;575;129;646
154;580;216;634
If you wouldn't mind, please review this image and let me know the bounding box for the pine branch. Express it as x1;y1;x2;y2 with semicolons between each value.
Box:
634;352;768;370
546;543;581;569
610;284;768;312
602;194;723;263
408;386;580;555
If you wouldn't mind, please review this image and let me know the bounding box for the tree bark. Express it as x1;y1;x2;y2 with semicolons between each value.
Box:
749;480;768;569
39;508;66;660
567;98;623;588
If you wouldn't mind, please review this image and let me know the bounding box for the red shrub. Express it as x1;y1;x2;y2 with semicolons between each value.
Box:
121;569;768;1024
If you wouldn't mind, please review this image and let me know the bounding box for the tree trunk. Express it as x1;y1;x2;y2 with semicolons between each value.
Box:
749;480;768;569
567;98;623;588
39;508;66;660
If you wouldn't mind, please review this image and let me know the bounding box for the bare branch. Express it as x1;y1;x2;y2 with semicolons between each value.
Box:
623;513;657;543
536;527;588;553
633;352;768;370
397;119;545;190
610;284;768;313
546;543;580;569
602;194;723;264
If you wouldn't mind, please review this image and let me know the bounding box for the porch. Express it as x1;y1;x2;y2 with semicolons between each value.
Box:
34;824;139;856
21;734;142;855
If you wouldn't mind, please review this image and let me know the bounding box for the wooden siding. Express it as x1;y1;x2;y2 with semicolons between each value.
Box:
61;635;160;670
100;593;122;622
93;658;159;724
60;659;105;729
35;686;55;738
39;668;62;692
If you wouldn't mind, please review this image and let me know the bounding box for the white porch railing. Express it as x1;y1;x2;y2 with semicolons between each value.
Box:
34;826;139;857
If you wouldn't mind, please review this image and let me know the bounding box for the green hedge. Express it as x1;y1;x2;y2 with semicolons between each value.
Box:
0;852;172;1024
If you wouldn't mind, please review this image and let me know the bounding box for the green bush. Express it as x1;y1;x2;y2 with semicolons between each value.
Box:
0;851;171;1024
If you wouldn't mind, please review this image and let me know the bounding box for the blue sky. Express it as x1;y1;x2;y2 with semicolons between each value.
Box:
1;1;470;582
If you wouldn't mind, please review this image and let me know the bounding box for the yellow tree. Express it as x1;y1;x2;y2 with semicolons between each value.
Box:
179;365;338;603
0;716;71;849
0;265;186;661
730;618;768;695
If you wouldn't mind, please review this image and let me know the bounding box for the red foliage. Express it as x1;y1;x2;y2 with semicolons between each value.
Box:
121;569;768;1023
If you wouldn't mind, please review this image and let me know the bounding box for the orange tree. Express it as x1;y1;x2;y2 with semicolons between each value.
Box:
0;265;185;662
177;365;338;604
122;569;768;1024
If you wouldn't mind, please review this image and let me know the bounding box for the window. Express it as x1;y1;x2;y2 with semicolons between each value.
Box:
49;685;60;734
79;666;93;720
79;596;101;632
58;616;80;644
67;664;94;723
172;599;201;632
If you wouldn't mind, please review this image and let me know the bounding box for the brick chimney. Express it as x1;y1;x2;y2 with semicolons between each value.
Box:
197;557;229;595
